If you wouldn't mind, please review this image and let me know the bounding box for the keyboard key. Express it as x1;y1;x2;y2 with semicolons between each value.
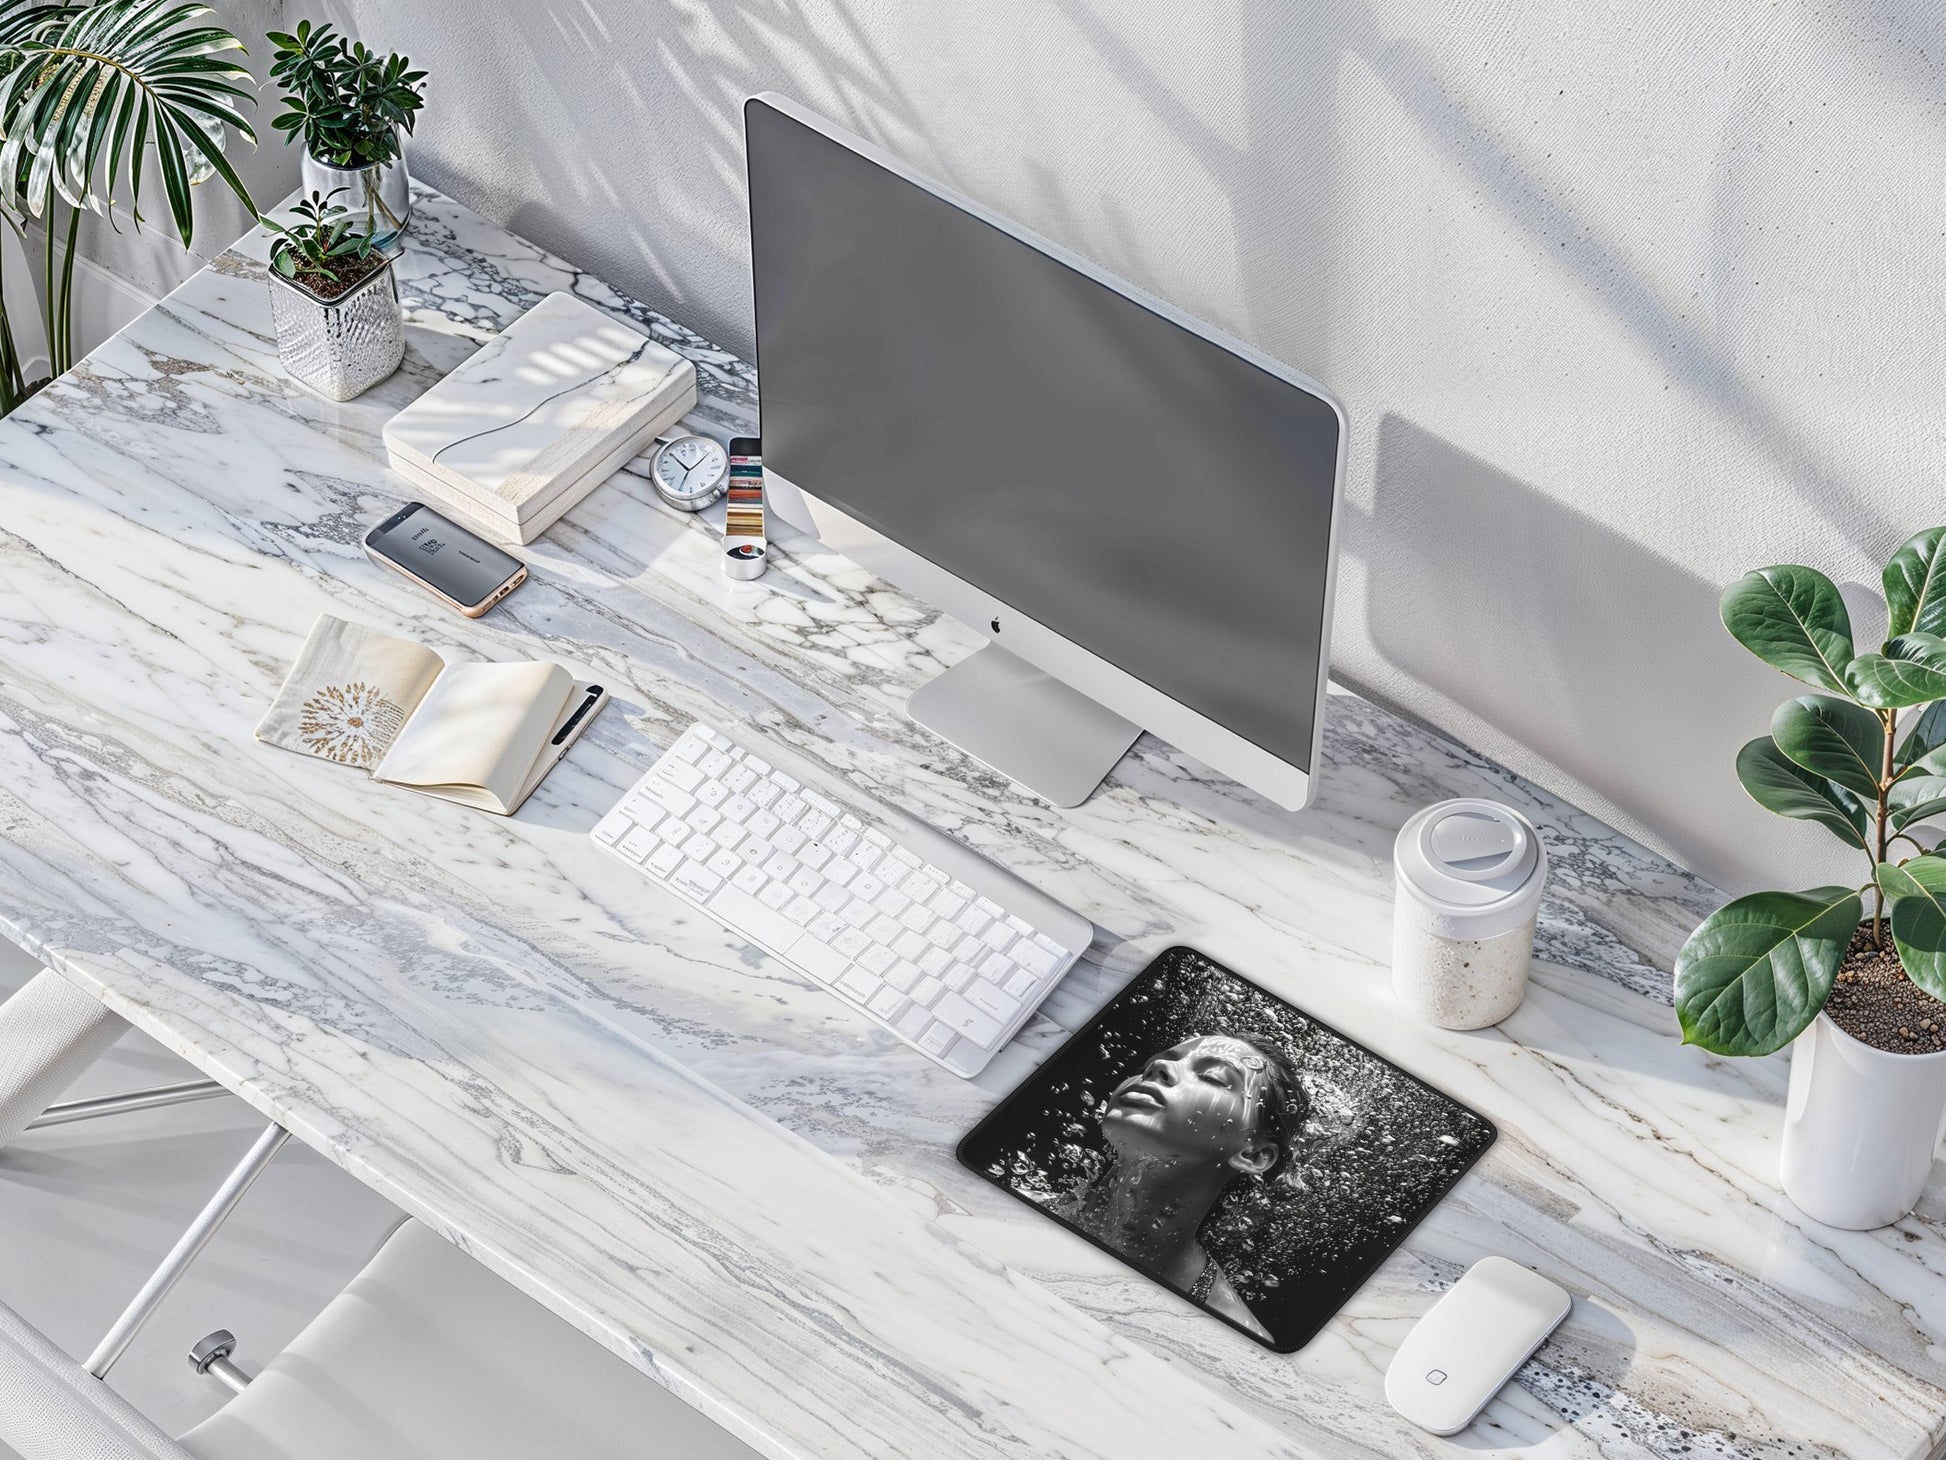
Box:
707;848;741;878
918;1022;957;1056
617;826;661;862
775;794;806;823
851;872;886;901
888;846;921;872
900;904;933;935
696;781;729;808
843;899;875;928
683;834;716;862
672;735;707;764
932;992;1001;1046
788;867;822;898
981;924;1016;953
786;896;819;925
764;853;796;882
646;843;685;878
720;793;754;822
833;927;872;959
758;881;793;911
910;976;944;1006
826;859;857;887
944;962;978;993
894;1004;932;1039
732;864;768;895
866;985;905;1019
867;914;902;944
1004;968;1039;998
953;935;985;963
699;727;731;752
749;808;782;837
593;815;632;846
803;789;842;818
686;805;722;834
814;883;850;912
709;822;744;851
775;826;808;855
660;760;704;792
1014;943;1059;978
918;947;952;978
835;967;879;1003
749;783;782;811
901;870;937;901
965;980;1021;1021
875;888;912;919
643;780;695;818
738;835;771;862
879;955;915;989
800;810;834;839
851;844;883;874
893;930;928;961
800;843;832;871
809;911;846;943
980;952;1014;981
925;922;959;951
1006;914;1035;937
670;864;722;901
744;754;771;776
725;764;757;794
700;750;733;778
955;904;992;937
827;827;860;857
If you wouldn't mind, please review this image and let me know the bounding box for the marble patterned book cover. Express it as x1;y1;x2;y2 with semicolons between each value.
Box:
959;946;1496;1352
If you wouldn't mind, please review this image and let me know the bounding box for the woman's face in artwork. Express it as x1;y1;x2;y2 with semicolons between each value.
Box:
1101;1035;1283;1178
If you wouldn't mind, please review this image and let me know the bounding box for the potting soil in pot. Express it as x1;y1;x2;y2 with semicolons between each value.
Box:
1826;927;1946;1053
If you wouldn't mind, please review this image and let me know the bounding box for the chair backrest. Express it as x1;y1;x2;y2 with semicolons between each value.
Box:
0;1298;197;1460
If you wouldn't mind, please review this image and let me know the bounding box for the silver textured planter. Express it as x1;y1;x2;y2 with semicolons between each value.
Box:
267;256;406;402
302;144;411;251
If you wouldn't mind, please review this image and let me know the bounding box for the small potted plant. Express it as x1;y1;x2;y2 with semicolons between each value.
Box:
264;190;406;401
1676;526;1946;1228
267;20;425;250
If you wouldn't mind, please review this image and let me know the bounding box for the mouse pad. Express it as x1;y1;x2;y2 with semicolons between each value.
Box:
957;946;1496;1353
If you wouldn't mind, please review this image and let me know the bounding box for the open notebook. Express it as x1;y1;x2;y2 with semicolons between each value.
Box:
257;615;605;815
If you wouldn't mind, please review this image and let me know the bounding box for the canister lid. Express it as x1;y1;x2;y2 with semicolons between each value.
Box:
1394;799;1547;940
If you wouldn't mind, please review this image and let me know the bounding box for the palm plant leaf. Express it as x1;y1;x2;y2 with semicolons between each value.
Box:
0;0;256;245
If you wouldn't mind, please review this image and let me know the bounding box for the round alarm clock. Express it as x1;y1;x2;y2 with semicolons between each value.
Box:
647;433;730;512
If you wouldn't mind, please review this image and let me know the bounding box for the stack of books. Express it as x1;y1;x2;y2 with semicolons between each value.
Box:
383;292;697;543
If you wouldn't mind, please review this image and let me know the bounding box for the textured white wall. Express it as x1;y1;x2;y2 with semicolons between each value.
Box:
305;0;1943;896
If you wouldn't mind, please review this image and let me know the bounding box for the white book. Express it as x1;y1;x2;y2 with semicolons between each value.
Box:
383;292;697;542
256;615;605;816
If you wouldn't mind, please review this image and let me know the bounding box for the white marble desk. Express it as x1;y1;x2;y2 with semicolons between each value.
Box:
0;185;1938;1460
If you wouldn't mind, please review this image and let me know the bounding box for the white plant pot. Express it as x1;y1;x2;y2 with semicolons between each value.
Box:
1780;1011;1946;1228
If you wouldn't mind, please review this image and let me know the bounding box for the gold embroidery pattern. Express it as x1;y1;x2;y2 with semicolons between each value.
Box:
299;681;405;767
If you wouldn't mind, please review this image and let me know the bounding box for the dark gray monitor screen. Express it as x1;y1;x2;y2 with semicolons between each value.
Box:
746;99;1341;773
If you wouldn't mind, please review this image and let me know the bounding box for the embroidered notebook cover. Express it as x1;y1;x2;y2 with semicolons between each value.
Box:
958;946;1496;1353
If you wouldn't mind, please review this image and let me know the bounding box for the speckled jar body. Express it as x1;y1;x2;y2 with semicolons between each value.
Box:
1392;915;1536;1030
1782;1012;1946;1229
267;258;406;403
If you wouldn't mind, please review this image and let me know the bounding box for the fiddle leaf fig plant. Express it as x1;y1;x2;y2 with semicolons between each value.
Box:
1675;527;1946;1056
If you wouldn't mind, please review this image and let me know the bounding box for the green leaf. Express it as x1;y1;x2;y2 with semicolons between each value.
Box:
1720;566;1855;693
1844;633;1946;709
1878;858;1946;1000
1735;737;1869;846
1771;694;1886;798
1897;700;1946;768
1675;887;1862;1055
1891;774;1946;832
1885;526;1946;640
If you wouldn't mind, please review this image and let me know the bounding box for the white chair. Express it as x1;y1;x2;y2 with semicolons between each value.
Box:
178;1217;763;1460
0;1108;763;1460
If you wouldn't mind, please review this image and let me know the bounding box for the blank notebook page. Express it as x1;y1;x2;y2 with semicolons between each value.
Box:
375;660;570;811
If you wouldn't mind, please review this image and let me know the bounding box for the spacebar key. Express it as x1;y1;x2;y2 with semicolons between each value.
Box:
705;883;805;958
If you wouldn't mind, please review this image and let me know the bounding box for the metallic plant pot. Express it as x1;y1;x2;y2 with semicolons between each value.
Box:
301;143;412;252
267;256;406;402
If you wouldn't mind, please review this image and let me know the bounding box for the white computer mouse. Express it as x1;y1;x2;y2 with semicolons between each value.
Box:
1383;1256;1571;1435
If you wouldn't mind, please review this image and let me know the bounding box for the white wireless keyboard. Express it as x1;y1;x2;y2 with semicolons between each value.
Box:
593;722;1093;1077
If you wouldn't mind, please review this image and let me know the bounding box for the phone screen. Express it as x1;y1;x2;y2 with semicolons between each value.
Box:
365;504;524;609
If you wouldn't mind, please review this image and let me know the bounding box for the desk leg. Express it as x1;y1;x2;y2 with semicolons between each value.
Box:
0;970;128;1151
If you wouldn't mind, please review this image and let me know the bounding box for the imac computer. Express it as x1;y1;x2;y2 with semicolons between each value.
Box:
744;94;1347;810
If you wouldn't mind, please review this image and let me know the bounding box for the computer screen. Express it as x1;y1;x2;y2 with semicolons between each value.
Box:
747;99;1341;774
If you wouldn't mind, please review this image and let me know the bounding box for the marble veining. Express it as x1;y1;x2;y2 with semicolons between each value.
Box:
0;182;1939;1459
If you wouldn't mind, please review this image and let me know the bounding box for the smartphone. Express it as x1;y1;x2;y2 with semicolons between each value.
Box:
364;503;528;617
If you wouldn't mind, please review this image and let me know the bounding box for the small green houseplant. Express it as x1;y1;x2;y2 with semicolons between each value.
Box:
265;188;381;296
266;21;423;248
1675;527;1946;1056
262;188;403;401
1676;527;1946;1226
0;0;260;407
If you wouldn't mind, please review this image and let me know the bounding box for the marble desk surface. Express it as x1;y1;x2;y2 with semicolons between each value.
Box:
0;184;1937;1460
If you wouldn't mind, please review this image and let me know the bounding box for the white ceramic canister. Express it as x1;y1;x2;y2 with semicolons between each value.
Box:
1392;800;1548;1030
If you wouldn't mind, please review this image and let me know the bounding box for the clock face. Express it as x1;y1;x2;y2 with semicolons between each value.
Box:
652;435;729;504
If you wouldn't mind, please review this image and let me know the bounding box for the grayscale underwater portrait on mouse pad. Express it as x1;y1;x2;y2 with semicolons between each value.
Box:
958;947;1496;1352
